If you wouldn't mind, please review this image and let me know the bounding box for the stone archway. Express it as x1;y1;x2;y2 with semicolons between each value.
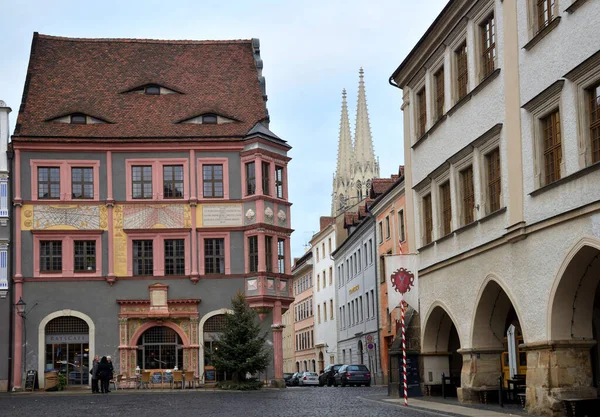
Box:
37;310;95;388
318;351;324;373
536;239;600;413
421;304;463;395
464;277;525;402
198;309;233;380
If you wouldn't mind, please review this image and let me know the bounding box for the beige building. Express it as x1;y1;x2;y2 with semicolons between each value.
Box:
282;307;295;374
391;0;600;415
291;251;316;372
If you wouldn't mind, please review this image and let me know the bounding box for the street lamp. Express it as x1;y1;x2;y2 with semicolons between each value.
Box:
14;297;37;386
15;297;26;317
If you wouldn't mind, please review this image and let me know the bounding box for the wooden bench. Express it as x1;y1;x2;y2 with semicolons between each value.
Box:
562;398;600;417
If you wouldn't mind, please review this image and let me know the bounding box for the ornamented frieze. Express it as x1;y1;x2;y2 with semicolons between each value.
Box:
123;204;191;229
21;204;108;230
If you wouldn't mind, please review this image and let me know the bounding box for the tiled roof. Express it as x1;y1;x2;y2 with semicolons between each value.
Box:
14;34;269;140
370;178;395;195
319;216;335;231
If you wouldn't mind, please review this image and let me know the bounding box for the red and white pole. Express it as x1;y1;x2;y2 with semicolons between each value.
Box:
401;300;408;406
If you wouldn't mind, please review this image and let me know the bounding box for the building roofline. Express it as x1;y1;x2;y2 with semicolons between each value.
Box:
367;175;405;213
331;212;374;258
35;33;253;45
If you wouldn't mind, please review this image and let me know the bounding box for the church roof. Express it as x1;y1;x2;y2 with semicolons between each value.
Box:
14;33;269;141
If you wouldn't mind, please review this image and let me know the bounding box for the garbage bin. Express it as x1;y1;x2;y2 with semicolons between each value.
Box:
45;371;58;391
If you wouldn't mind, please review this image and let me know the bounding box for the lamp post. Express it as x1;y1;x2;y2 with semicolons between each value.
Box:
15;297;37;384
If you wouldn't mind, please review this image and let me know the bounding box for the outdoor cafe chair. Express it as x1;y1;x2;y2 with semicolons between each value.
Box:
184;371;195;389
171;371;183;389
140;371;151;389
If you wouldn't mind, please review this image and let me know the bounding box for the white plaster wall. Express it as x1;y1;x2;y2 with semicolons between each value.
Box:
420;214;600;347
517;0;600;225
313;229;338;362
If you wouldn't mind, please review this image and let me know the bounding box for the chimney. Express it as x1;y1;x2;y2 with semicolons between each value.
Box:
319;216;335;231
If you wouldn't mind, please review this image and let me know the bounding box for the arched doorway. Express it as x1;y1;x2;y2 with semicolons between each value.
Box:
296;362;300;372
312;359;316;372
422;305;462;396
358;340;364;365
203;314;228;381
44;316;90;386
318;351;324;373
546;242;600;402
469;278;525;401
198;308;233;382
136;326;183;370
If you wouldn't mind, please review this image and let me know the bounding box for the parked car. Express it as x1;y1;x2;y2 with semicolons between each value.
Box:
283;373;295;386
298;372;319;386
333;364;371;387
289;372;302;386
318;364;343;386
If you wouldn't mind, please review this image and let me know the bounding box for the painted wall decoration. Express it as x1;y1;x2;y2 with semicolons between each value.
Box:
113;205;127;276
21;204;108;230
202;204;243;227
277;209;287;226
123;204;191;229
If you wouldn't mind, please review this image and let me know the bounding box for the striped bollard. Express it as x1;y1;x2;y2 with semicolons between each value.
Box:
401;300;407;406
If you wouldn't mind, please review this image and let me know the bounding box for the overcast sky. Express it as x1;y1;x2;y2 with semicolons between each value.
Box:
0;0;448;259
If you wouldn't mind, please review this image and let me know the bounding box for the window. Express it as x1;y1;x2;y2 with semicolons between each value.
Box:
461;167;475;225
366;292;370;319
440;182;452;236
329;267;333;285
322;270;326;288
40;241;62;272
360;296;364;321
398;209;406;242
70;114;87;124
132;166;153;199
145;85;160;95
357;251;361;272
328;238;332;254
368;239;373;264
275;166;284;198
323;302;327;321
262;162;270;195
248;236;258;273
423;194;433;245
364;243;368;265
202;165;224;198
74;240;95;272
317;273;320;291
322;243;325;257
71;168;94;199
163;165;184;199
202;114;217;124
277;238;286;273
246;162;256;195
537;0;555;31
385;216;391;239
164;239;185;275
417;87;427;137
542;110;562;185
455;42;469;101
480;13;496;79
434;67;445;120
371;290;375;317
379;255;386;284
133;240;153;276
378;222;383;244
265;236;273;272
486;149;501;213
317;304;321;324
204;238;225;274
590;83;600;164
38;167;60;199
316;247;319;262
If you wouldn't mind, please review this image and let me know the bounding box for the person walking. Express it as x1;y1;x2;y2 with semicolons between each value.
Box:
91;355;100;393
97;356;112;394
106;356;114;392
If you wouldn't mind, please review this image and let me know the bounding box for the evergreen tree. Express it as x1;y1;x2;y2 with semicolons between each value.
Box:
209;292;270;384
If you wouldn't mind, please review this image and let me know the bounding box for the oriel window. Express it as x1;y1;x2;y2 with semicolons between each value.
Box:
461;166;475;225
246;162;256;195
132;166;153;199
487;149;501;213
480;13;496;79
163;165;184;199
277;238;286;273
203;164;224;198
38;167;61;199
262;162;270;196
248;236;258;273
40;241;62;272
265;236;273;272
204;238;225;274
542;110;562;185
275;166;284;198
455;42;469;101
74;240;96;272
588;83;600;164
164;239;185;275
71;167;94;199
133;240;153;276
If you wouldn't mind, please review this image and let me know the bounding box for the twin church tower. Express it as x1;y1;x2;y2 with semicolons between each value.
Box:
331;68;380;215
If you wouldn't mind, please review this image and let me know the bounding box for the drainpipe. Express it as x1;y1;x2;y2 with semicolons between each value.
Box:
7;149;13;391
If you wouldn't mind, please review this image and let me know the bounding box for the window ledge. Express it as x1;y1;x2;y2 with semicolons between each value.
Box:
529;161;600;197
417;240;435;252
472;68;501;97
412;115;447;150
447;92;472;117
453;220;478;236
523;17;561;51
478;206;507;224
565;0;588;13
436;231;454;244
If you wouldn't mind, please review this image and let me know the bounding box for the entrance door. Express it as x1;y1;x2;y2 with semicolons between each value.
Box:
44;316;90;386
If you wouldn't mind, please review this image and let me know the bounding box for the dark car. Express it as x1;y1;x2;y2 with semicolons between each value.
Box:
333;364;371;387
283;373;294;386
318;364;343;387
289;372;303;386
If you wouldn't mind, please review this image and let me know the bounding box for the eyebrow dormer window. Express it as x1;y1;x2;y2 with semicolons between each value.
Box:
202;114;218;124
145;85;160;95
70;114;87;124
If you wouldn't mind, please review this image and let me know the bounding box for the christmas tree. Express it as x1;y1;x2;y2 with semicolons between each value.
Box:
210;292;271;387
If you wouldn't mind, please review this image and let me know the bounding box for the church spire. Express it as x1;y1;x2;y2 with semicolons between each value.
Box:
353;68;376;170
332;88;353;215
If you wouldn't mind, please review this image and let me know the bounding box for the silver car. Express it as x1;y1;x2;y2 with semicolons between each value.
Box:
298;372;319;386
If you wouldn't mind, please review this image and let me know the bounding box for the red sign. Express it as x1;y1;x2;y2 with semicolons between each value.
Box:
390;267;415;295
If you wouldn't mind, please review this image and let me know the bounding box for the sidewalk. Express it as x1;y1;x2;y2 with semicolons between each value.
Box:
362;394;529;417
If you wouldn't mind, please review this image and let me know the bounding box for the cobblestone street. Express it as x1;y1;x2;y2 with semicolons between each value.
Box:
0;386;524;417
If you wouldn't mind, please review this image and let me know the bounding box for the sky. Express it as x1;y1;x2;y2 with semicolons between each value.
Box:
0;0;449;260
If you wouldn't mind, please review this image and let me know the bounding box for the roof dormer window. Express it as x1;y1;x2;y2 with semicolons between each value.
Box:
124;84;180;95
202;114;218;124
145;85;161;95
70;114;87;124
47;113;108;125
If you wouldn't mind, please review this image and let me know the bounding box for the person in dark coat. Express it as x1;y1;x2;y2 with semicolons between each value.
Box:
91;355;100;393
106;356;114;392
97;356;112;394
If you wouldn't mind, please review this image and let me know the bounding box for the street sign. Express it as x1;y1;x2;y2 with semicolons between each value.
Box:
367;343;374;350
366;334;373;342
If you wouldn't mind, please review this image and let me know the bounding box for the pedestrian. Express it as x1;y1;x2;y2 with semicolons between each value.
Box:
97;356;112;394
107;356;114;392
90;355;100;393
